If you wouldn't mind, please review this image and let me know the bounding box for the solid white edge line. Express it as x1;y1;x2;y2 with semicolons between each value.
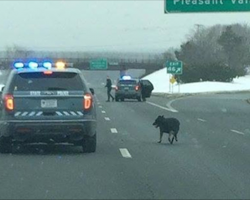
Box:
105;117;110;121
146;101;178;113
166;99;179;113
231;129;245;135
119;148;132;158
197;118;206;122
110;128;118;133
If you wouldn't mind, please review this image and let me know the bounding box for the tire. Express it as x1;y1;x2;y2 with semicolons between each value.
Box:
115;97;119;102
137;96;142;102
0;137;12;154
121;98;124;102
82;134;96;153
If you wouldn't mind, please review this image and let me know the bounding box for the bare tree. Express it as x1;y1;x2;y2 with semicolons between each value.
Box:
5;45;33;61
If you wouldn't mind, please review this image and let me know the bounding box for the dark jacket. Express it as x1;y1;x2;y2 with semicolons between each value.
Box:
105;78;112;89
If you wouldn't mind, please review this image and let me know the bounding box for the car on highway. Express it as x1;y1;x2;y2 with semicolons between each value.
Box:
115;76;153;102
0;61;97;153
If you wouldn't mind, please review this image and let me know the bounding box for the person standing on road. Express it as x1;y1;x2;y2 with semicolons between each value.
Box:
140;81;146;101
105;76;114;102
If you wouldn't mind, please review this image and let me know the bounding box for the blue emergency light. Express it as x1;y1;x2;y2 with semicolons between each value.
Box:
28;62;39;69
43;62;52;69
121;75;132;80
14;62;24;68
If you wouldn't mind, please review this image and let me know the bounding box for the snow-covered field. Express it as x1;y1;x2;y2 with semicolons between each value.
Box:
143;68;250;94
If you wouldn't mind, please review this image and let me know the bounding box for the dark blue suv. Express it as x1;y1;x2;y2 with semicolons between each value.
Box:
0;68;97;153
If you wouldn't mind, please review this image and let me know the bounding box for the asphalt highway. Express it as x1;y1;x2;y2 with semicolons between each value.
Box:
0;70;250;199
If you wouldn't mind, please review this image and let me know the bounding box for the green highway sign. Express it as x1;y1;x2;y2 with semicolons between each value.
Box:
165;0;250;13
90;59;108;70
166;61;183;75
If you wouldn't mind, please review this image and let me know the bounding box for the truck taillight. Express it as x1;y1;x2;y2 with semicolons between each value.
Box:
135;85;139;91
84;93;92;110
4;94;14;111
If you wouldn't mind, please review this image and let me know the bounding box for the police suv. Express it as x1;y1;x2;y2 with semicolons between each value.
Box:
115;75;154;102
0;61;97;153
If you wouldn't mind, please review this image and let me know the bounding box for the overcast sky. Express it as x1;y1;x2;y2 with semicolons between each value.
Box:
0;0;249;52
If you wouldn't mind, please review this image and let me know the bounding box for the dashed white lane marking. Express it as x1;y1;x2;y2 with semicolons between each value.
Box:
99;105;103;108
119;148;132;158
231;129;245;135
197;118;206;122
101;111;106;114
105;117;110;121
146;101;178;113
110;128;118;133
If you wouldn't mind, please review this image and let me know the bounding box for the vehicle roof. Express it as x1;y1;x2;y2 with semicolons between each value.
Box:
11;67;81;74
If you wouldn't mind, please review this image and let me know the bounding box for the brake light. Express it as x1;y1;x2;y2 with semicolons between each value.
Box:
43;70;53;75
135;85;139;91
4;94;14;111
84;93;92;110
115;86;119;91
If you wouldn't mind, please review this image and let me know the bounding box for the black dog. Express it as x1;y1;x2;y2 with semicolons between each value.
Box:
153;115;180;144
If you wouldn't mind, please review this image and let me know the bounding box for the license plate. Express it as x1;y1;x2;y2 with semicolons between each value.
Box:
41;99;57;108
124;87;129;90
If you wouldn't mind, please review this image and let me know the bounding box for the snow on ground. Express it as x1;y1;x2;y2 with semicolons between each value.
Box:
143;68;250;94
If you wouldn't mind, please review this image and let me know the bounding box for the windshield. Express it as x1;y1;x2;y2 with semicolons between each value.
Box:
11;72;84;91
0;1;250;200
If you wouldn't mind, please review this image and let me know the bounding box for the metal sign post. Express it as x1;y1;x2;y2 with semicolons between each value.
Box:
169;74;171;93
166;61;183;94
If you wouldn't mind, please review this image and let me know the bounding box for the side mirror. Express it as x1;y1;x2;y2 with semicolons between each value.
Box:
0;86;4;96
89;88;95;95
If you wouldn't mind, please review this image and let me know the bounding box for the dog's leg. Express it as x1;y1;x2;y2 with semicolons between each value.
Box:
168;132;171;143
171;137;174;144
158;131;163;143
175;134;178;142
169;131;174;144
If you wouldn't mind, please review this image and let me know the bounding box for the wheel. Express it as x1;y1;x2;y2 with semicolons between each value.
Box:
82;134;96;153
0;137;12;154
115;97;119;102
137;96;142;102
121;98;124;102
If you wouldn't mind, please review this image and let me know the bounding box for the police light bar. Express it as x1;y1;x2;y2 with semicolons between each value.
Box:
12;60;71;70
122;75;132;80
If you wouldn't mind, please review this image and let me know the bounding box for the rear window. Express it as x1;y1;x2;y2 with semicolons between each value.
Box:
118;80;137;85
11;72;85;91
